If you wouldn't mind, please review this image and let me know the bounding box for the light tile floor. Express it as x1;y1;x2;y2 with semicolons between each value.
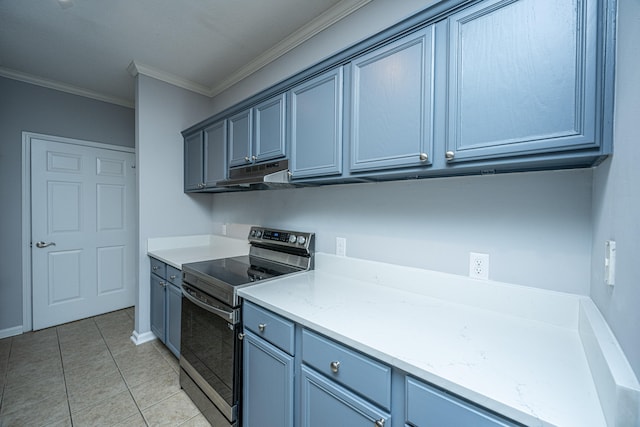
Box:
0;308;211;427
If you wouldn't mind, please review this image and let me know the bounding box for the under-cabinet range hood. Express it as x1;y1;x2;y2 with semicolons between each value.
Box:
217;159;295;189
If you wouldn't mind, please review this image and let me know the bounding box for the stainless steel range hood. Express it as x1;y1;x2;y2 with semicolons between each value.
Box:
216;159;293;188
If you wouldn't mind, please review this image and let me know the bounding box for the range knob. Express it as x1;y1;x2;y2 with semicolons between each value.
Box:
288;234;297;244
297;235;306;245
254;230;262;238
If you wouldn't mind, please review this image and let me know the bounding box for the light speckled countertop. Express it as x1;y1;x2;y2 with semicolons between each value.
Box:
239;254;640;427
147;234;249;269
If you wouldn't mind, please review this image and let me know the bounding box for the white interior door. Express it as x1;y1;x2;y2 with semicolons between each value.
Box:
31;137;136;330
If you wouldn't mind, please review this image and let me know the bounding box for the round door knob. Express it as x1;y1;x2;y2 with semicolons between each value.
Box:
297;235;306;245
252;155;257;161
289;234;297;244
170;275;176;280
419;152;428;161
374;418;386;427
244;156;251;162
152;266;158;271
445;151;455;160
330;361;340;373
258;323;266;332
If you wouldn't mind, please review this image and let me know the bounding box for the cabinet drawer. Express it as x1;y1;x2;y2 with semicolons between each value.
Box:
406;377;520;427
301;365;390;427
243;301;295;355
302;329;391;410
150;257;166;278
166;265;181;286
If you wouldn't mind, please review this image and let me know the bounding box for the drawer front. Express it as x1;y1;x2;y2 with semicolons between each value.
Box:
243;301;295;355
166;265;181;286
302;329;391;410
406;377;520;427
150;257;166;278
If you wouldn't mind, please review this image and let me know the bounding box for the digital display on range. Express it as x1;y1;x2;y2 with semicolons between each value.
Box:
263;230;289;242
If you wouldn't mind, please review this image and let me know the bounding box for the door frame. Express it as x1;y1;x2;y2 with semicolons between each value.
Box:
21;131;136;332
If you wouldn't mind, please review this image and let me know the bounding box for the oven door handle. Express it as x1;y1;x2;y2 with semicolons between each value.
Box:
182;284;236;323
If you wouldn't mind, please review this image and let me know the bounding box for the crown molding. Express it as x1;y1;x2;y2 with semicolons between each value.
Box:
209;0;373;97
2;0;371;106
129;0;372;99
127;61;211;97
0;66;134;108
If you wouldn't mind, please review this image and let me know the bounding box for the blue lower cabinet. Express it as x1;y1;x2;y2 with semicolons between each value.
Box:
301;366;390;427
406;377;521;427
242;330;294;427
150;273;166;341
149;257;181;358
165;283;181;358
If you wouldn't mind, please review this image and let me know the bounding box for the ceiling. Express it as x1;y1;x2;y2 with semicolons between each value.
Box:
0;0;371;107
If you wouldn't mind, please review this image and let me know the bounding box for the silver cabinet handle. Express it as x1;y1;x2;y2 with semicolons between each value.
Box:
374;418;385;427
258;323;266;332
152;266;159;271
330;361;340;373
445;151;455;160
169;275;176;280
419;152;428;161
35;241;56;248
244;156;251;162
159;281;166;288
251;155;257;161
238;333;245;341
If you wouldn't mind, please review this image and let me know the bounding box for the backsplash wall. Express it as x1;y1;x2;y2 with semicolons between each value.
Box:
210;168;593;295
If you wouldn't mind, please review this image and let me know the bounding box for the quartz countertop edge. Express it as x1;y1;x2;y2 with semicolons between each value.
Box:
147;234;249;269
238;253;640;427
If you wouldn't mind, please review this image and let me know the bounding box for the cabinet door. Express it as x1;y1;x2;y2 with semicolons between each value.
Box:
445;0;597;163
184;131;203;191
254;94;286;163
406;377;519;427
290;67;343;179
243;331;294;427
203;120;227;188
150;273;166;342
301;366;390;427
165;283;181;358
229;109;253;167
350;25;435;172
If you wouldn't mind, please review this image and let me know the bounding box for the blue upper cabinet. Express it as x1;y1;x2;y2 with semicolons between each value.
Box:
290;67;344;180
445;0;599;164
350;25;435;173
184;131;204;191
229;94;286;168
203;120;227;188
254;94;287;163
228;109;253;167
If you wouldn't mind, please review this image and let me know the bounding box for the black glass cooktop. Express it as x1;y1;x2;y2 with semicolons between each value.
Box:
183;255;301;288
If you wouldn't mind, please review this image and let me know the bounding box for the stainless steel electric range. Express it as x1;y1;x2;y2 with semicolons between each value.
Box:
179;227;314;427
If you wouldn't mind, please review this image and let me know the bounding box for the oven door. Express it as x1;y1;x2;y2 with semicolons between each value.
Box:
180;283;241;426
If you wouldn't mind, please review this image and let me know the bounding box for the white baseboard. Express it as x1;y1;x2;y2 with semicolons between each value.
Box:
130;330;156;345
0;325;24;340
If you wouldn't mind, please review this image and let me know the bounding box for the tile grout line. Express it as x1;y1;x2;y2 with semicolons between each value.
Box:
95;313;150;426
55;325;74;427
0;336;13;417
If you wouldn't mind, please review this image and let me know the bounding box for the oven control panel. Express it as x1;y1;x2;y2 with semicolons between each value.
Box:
249;227;314;250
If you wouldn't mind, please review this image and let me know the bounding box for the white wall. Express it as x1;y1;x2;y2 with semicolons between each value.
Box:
211;169;593;293
134;75;216;336
590;0;640;378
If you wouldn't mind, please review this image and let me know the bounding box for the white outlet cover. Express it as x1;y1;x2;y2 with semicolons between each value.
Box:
469;252;489;280
336;237;347;257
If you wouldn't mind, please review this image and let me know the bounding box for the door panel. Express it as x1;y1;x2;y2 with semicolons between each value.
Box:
31;137;136;330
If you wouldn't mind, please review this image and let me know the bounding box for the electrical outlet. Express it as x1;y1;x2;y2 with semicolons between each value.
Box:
469;252;489;280
221;224;227;236
336;237;347;257
605;240;616;286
